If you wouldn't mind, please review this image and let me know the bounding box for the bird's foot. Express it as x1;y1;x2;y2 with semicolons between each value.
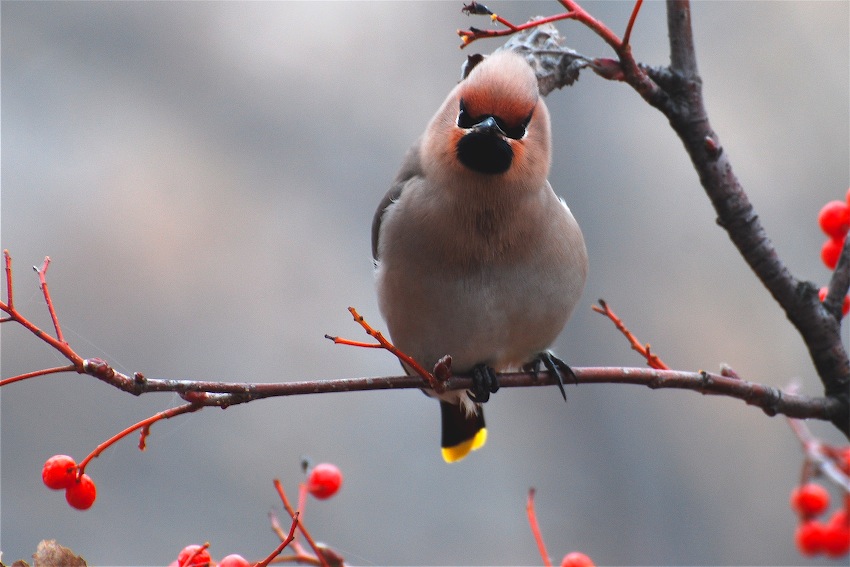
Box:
468;363;500;403
524;351;576;402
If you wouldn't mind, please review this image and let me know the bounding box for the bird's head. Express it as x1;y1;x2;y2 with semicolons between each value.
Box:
421;50;551;189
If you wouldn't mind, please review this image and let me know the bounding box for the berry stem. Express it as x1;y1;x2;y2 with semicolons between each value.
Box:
77;403;201;476
273;479;331;567
526;488;552;567
255;511;300;567
787;408;850;492
0;364;76;387
297;480;308;522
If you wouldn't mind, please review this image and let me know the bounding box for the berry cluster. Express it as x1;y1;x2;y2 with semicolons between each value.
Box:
168;544;249;567
164;463;343;567
41;455;96;510
817;189;850;315
791;450;850;557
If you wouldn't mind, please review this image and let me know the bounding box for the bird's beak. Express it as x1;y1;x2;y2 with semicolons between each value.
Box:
471;116;506;137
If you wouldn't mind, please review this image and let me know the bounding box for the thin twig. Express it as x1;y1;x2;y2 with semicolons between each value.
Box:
787;414;850;492
0;252;84;370
459;0;630;55
327;306;444;392
274;479;331;567
256;511;300;567
592;299;669;370
3;250;14;310
269;508;289;541
458;3;578;48
34;257;66;344
0;364;76;387
621;0;644;49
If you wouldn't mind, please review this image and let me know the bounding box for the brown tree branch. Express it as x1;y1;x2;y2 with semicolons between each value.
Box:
57;358;848;425
655;0;849;432
489;2;849;436
666;0;698;77
0;250;845;433
826;237;850;320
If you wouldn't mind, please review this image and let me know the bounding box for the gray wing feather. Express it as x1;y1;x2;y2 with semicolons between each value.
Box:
371;140;424;262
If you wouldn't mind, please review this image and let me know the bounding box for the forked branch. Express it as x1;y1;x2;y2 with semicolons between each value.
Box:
459;0;849;436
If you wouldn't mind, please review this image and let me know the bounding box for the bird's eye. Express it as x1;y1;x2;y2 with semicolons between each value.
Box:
496;118;526;140
457;100;533;140
457;99;477;129
497;110;533;140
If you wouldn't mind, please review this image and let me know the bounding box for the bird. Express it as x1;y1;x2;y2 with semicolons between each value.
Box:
371;49;588;463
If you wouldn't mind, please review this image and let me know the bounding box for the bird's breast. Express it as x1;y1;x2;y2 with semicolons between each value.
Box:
375;188;586;372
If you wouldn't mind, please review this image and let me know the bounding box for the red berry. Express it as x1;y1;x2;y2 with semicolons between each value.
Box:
306;462;343;500
818;200;850;239
796;520;827;556
791;483;831;517
65;473;97;510
823;511;850;557
821;237;846;270
831;508;849;527
219;554;251;567
42;455;78;490
561;551;595;567
177;544;212;567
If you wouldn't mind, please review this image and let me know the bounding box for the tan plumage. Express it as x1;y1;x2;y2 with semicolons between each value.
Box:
372;50;588;462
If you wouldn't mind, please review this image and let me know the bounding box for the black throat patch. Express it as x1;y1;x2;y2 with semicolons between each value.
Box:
456;131;513;175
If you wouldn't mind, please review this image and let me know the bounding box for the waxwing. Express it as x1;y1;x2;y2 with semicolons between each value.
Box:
372;50;588;462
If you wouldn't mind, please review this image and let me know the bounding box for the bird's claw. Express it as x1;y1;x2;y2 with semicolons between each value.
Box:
526;352;576;402
469;363;500;403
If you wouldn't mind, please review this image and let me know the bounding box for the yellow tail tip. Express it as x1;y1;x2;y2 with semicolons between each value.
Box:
441;428;487;463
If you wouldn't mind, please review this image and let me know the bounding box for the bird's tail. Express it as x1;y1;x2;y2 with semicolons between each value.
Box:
440;401;487;463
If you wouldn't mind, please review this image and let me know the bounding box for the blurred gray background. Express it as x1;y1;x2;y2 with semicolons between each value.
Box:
2;1;848;565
